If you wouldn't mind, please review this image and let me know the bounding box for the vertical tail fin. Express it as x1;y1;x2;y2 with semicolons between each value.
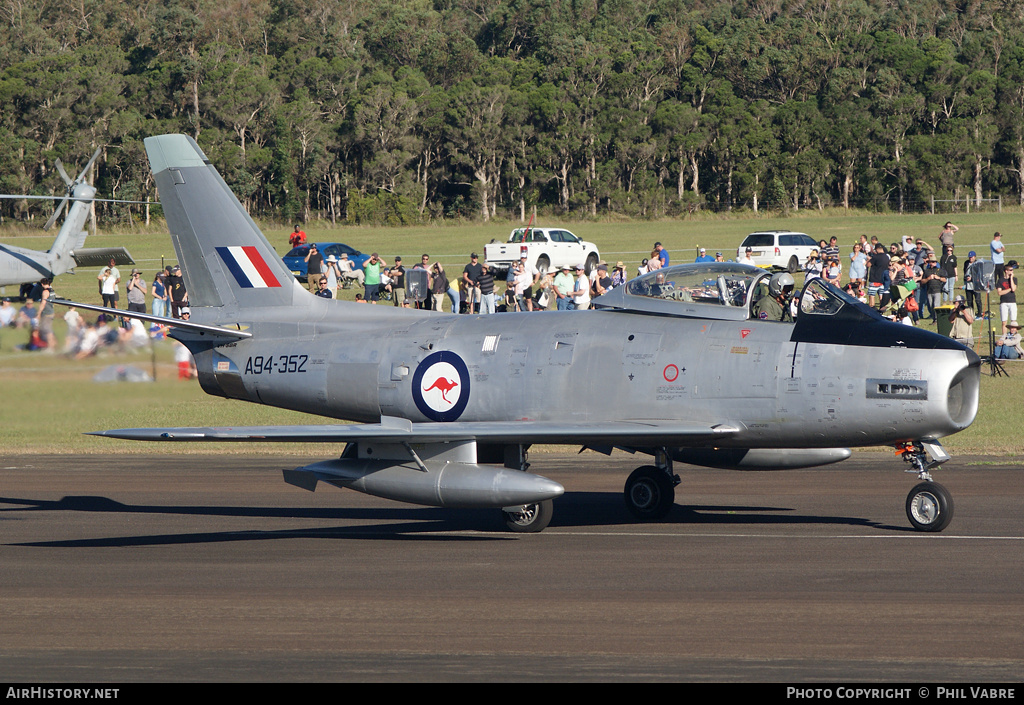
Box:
44;184;93;277
144;134;301;311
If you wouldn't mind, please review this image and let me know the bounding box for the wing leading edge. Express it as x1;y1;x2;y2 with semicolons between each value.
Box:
89;416;740;446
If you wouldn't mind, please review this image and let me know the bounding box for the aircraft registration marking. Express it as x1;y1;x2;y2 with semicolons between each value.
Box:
244;354;308;375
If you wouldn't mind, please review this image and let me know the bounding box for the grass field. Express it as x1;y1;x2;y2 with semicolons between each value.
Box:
1;209;1022;457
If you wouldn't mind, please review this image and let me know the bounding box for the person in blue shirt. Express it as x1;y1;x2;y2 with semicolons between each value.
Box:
991;231;1006;281
654;242;669;267
695;247;714;263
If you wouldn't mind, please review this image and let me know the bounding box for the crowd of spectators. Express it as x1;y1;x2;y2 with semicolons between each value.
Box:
1;257;191;363
759;222;1017;355
2;222;1017;358
293;227;1016;354
341;250;612;313
1;288;163;357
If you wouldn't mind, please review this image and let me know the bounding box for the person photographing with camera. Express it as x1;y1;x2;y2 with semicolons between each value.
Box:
98;257;121;309
304;243;323;292
126;269;147;314
947;295;975;348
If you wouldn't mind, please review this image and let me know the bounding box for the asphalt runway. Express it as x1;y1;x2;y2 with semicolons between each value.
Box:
1;451;1022;682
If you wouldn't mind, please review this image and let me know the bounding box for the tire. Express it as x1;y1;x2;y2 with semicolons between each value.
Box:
787;256;799;273
624;466;675;521
585;253;599;275
905;481;954;532
502;500;554;533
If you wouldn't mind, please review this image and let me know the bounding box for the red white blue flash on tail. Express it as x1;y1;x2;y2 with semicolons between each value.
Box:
217;246;282;289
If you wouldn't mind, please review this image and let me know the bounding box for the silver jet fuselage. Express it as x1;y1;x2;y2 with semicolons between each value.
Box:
190;279;979;452
87;134;981;532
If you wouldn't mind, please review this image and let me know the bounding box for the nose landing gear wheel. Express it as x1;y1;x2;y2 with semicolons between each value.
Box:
624;466;676;521
906;481;954;532
502;499;554;533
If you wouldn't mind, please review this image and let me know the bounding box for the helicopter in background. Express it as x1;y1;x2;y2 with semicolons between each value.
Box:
0;148;135;295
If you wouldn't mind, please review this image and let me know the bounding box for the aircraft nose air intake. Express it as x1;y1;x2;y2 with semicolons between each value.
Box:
946;350;981;430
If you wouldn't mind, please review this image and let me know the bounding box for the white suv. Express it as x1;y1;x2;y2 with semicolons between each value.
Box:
737;230;818;272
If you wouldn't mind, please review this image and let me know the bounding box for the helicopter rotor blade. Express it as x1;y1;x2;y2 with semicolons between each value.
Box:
0;194;152;205
74;147;102;185
43;196;69;231
55;159;73;188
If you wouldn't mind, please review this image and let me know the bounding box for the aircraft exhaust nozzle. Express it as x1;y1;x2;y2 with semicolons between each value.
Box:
289;459;564;509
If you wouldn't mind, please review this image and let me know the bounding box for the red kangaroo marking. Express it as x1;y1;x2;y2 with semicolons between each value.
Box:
424;377;458;403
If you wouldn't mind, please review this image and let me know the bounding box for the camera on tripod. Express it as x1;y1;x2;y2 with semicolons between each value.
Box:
969;260;995;292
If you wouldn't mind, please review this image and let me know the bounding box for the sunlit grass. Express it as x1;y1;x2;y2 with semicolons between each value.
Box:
0;341;341;455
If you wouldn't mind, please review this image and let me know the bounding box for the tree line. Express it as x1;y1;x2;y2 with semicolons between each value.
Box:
2;0;1024;226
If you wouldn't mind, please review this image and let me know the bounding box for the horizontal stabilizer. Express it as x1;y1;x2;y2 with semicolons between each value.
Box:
51;298;251;343
89;416;739;446
72;247;134;268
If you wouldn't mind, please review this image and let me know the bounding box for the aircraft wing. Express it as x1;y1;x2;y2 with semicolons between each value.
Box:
89;416;740;446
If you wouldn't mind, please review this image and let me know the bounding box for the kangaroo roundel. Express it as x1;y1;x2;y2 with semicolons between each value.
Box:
412;351;470;422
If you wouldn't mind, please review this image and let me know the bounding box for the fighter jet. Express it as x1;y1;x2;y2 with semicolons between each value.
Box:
0;148;133;290
79;134;981;533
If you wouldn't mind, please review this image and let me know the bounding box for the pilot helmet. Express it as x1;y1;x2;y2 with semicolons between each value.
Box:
768;272;795;297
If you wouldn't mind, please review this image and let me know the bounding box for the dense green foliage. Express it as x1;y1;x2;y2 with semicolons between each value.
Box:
3;0;1024;224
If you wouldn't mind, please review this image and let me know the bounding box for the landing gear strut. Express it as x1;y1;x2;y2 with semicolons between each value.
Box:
624;449;680;521
897;440;954;532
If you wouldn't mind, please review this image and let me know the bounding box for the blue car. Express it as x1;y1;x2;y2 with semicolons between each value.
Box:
282;242;370;279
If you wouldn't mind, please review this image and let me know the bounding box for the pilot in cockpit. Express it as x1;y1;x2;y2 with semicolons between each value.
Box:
752;272;795;322
651;271;674;297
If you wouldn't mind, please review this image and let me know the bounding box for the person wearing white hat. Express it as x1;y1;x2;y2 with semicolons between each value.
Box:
323;255;341;297
994;320;1022;359
553;264;575;311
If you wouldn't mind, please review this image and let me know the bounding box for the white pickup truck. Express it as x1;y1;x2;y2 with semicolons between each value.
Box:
484;227;600;276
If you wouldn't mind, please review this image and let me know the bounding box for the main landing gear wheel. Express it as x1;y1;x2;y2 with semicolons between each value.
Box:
624;466;675;521
502;500;554;533
905;482;954;532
